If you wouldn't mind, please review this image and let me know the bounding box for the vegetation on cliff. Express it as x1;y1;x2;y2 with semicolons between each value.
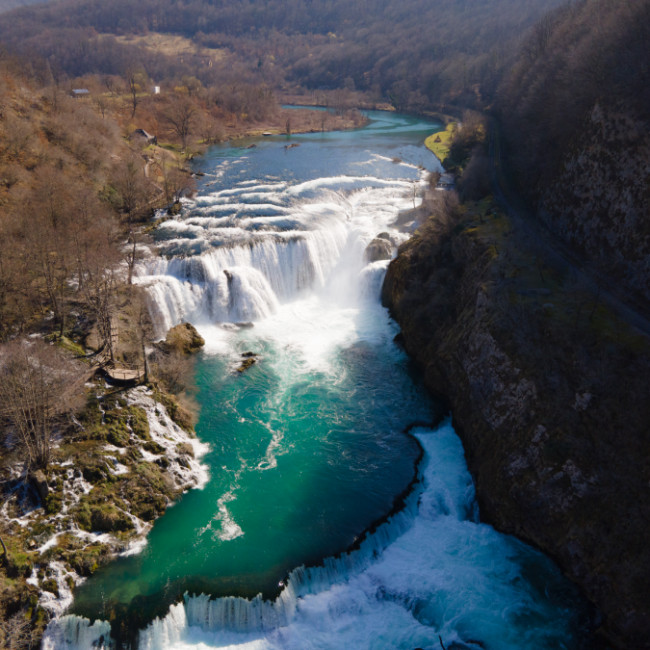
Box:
497;0;650;303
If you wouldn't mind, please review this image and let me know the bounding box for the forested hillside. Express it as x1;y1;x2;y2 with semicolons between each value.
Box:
0;0;563;109
498;0;650;303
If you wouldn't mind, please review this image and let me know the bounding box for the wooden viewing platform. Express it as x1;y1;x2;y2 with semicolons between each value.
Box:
104;366;145;384
92;317;146;386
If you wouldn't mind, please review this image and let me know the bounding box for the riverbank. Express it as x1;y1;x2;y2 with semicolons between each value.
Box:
382;192;650;648
0;377;209;646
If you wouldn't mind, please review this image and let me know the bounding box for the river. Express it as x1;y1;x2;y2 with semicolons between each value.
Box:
44;111;589;649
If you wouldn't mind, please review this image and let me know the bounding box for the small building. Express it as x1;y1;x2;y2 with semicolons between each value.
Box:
130;128;157;145
71;88;90;98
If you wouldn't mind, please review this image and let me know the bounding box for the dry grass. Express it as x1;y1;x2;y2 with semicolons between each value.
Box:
113;33;227;62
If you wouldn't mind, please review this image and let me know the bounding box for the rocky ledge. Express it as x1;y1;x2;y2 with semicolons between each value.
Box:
382;201;650;649
0;384;208;644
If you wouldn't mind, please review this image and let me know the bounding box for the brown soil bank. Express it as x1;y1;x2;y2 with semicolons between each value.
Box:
382;200;650;649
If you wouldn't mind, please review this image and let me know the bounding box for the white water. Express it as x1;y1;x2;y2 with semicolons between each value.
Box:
135;173;417;337
43;418;582;649
137;423;578;650
45;119;586;649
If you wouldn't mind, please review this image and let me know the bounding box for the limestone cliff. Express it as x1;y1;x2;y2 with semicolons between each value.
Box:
382;204;650;649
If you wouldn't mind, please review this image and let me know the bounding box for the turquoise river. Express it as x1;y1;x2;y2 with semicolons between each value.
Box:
44;111;590;649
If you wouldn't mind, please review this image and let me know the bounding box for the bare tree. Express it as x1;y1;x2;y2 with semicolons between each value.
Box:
0;609;32;650
161;159;195;205
111;155;155;284
70;195;121;359
0;339;85;471
164;95;197;151
126;69;148;119
22;167;75;337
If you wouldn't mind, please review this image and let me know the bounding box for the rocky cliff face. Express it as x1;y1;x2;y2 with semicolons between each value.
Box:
382;206;650;649
539;104;650;304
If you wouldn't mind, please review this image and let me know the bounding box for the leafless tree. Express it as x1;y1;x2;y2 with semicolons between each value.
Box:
0;339;85;471
22;167;76;337
162;160;195;204
71;197;121;359
127;69;148;119
111;155;155;284
0;609;32;650
164;95;197;151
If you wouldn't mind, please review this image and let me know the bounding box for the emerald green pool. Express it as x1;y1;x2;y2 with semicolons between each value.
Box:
55;111;591;650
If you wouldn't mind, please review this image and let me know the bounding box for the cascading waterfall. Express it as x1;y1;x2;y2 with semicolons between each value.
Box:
134;168;412;337
139;225;350;336
44;113;589;650
138;424;585;650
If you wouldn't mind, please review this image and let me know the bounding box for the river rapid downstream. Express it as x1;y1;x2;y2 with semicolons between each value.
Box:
44;111;589;649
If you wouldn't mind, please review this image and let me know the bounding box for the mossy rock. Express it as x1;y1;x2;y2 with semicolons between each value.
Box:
154;389;194;432
176;442;194;458
106;425;130;447
89;505;134;533
66;544;111;577
237;357;257;373
163;322;205;354
78;455;112;483
41;578;59;597
127;406;151;440
142;441;165;455
77;396;104;429
364;237;392;263
6;552;34;578
129;491;168;522
44;493;63;515
73;502;92;531
167;201;182;215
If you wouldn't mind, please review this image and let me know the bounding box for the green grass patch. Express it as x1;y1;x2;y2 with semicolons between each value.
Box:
425;123;455;165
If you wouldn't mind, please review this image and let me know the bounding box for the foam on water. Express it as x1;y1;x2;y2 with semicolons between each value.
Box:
133;423;583;650
46;116;587;649
136;163;419;338
45;423;584;649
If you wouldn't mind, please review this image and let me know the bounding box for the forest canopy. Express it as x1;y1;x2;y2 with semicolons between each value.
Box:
0;0;565;109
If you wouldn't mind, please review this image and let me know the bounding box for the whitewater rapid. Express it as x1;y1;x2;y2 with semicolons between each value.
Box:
43;115;587;649
137;423;581;650
46;423;584;650
136;172;415;338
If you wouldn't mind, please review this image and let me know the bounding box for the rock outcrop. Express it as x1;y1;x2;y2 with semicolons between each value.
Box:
364;236;393;263
382;207;650;649
163;322;205;354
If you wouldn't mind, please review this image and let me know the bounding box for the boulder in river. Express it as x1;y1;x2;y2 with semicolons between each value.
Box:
237;352;258;373
163;323;205;354
364;237;393;263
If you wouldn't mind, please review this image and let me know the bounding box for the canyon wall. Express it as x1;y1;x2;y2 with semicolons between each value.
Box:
382;207;650;648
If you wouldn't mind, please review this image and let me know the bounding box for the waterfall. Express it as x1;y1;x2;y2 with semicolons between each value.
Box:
45;120;588;650
139;474;423;647
42;616;112;649
133;422;584;650
135;176;407;338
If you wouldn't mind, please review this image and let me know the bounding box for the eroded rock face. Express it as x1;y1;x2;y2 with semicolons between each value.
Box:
164;322;205;354
364;237;393;263
382;213;650;649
